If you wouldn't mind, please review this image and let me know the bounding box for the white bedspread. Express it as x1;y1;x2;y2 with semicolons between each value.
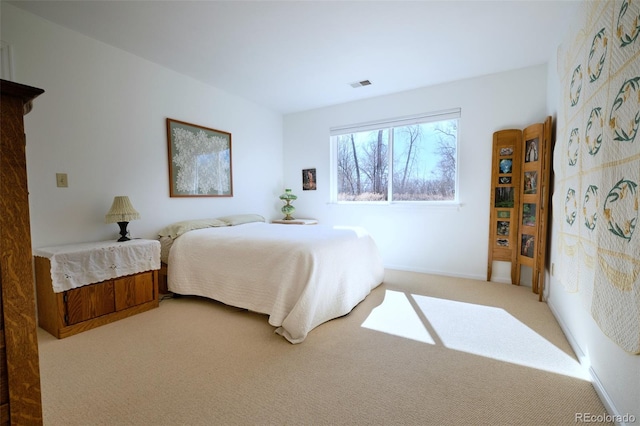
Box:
167;222;384;343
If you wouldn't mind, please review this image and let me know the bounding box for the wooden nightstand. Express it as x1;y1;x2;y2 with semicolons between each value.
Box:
272;219;318;225
34;239;161;338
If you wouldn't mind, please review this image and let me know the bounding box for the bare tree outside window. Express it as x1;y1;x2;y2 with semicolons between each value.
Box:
337;130;389;201
335;117;458;202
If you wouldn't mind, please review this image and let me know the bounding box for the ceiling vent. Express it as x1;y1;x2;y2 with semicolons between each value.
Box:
350;80;372;88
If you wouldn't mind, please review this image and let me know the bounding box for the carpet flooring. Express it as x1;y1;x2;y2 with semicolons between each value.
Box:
37;269;611;425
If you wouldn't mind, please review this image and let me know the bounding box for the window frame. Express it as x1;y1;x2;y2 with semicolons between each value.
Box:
329;108;461;205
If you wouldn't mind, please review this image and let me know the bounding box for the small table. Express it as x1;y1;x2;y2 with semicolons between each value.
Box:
272;219;318;225
34;239;161;338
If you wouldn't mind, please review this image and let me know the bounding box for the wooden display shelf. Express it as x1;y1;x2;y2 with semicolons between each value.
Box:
487;129;522;284
487;117;552;299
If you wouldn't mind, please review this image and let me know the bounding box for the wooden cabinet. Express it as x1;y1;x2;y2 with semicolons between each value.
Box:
115;272;155;312
35;257;159;339
0;79;44;425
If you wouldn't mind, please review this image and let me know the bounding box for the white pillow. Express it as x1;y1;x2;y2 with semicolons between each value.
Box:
216;214;266;226
157;218;228;239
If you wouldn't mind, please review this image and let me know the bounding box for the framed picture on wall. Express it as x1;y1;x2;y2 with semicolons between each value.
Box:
166;118;233;197
302;168;316;190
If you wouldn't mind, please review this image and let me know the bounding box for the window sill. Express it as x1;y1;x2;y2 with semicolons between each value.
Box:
327;201;462;210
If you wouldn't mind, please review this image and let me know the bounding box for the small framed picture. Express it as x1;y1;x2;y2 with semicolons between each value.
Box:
495;187;514;208
499;146;513;156
302;168;316;190
499;159;512;174
522;203;536;226
521;234;535;257
497;221;510;236
524;171;538;194
525;138;539;162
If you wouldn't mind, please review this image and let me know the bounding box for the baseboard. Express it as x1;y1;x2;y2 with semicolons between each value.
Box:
383;264;486;282
546;299;628;425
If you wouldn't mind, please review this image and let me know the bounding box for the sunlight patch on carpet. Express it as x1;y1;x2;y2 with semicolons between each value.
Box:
361;290;589;380
361;290;435;344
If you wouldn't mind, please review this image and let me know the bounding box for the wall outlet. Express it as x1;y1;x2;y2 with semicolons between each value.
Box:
56;173;68;188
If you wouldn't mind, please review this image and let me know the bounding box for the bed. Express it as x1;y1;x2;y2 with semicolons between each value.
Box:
160;215;384;343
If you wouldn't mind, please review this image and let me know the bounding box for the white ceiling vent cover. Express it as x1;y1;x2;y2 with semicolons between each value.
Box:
350;80;372;88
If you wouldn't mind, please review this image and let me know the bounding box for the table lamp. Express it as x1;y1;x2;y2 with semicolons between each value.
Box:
105;196;140;241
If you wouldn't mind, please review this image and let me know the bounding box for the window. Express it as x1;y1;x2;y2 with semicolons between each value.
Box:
331;109;459;203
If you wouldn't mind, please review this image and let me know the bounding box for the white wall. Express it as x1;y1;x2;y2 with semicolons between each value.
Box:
283;65;548;281
544;1;640;421
1;3;284;248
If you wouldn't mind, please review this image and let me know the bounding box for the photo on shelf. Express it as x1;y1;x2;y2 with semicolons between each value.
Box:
499;146;514;156
497;221;510;236
522;203;536;226
499;159;513;174
521;234;535;257
525;137;539;162
524;171;537;194
495;187;515;208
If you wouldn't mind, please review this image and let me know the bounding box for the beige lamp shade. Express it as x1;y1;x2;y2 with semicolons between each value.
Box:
105;196;140;223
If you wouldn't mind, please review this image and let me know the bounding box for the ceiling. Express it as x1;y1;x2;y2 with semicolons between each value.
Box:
8;0;578;114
